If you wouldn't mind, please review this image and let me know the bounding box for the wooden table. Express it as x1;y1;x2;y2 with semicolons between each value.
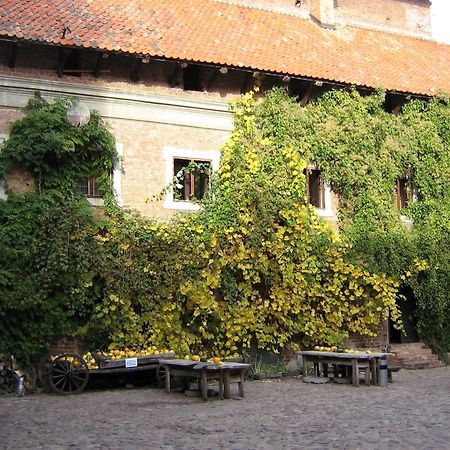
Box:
298;351;392;386
160;359;251;400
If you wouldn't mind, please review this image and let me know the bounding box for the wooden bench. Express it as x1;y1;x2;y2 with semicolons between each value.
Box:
161;359;251;400
299;351;393;387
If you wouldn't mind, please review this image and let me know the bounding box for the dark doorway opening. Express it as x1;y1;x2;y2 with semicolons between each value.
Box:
389;286;418;343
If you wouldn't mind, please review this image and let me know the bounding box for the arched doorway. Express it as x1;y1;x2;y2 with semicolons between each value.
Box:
389;286;419;343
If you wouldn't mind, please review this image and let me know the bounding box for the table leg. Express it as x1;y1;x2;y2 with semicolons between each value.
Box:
219;371;224;400
165;366;171;393
302;356;308;379
200;370;208;401
370;359;377;385
239;369;245;398
223;370;231;399
352;359;359;386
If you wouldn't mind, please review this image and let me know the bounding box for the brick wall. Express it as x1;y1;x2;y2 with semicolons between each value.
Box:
218;0;431;36
346;319;389;351
48;336;86;356
0;107;24;133
335;0;431;36
108;118;230;219
214;0;310;16
5;167;35;194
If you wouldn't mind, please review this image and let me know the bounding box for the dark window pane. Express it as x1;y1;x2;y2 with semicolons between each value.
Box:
397;178;410;209
183;65;202;91
173;158;211;201
92;177;104;198
174;159;190;200
76;178;89;196
307;169;325;208
76;176;104;198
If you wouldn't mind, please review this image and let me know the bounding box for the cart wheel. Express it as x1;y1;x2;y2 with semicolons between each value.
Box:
156;363;167;388
49;354;89;395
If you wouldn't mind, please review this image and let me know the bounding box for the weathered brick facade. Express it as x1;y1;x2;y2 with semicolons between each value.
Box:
219;0;431;36
0;0;442;351
335;0;431;36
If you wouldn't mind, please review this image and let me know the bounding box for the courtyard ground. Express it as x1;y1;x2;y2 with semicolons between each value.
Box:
0;367;449;449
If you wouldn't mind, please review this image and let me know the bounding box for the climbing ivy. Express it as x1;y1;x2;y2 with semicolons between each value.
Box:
0;94;117;202
1;87;448;365
252;88;450;356
0;95;117;363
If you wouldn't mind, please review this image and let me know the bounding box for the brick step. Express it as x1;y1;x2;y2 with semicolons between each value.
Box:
392;353;439;359
390;343;427;349
391;353;440;360
402;361;443;369
388;343;444;369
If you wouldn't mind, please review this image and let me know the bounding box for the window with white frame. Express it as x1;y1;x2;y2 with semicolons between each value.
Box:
75;142;123;206
164;147;221;211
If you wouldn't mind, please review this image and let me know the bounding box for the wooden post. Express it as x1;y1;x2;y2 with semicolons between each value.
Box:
219;370;224;400
302;356;308;378
200;370;208;401
352;359;359;386
239;369;245;398
223;370;231;399
165;365;171;393
370;359;378;385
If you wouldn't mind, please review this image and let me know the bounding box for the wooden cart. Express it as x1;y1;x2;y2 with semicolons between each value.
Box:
40;352;175;395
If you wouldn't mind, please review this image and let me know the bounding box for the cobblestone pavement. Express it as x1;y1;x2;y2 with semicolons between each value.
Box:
1;367;449;450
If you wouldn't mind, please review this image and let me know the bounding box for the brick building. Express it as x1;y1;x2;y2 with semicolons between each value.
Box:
1;0;449;219
0;0;449;355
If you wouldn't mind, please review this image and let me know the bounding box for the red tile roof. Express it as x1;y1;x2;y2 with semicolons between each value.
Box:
1;0;449;96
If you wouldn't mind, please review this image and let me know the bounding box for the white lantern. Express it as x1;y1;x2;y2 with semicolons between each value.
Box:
66;101;91;127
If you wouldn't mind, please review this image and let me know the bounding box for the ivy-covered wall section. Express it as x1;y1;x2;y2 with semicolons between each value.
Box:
0;88;448;365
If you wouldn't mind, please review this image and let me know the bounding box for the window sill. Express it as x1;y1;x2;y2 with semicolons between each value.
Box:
400;214;414;229
86;197;104;207
163;199;201;211
315;207;335;218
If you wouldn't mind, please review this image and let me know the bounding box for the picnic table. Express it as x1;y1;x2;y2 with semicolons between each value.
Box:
160;359;251;400
298;351;393;386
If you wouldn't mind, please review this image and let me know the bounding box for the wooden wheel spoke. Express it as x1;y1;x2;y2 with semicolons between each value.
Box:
60;378;68;392
70;373;86;382
52;373;66;380
53;376;66;387
67;378;75;392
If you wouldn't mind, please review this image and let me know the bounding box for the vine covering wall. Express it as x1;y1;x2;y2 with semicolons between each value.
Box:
0;88;448;365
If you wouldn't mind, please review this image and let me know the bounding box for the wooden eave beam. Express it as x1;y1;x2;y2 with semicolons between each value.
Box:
240;72;254;94
300;81;315;107
391;95;409;115
94;52;107;78
56;48;67;77
8;41;17;68
205;69;219;92
169;63;183;88
130;58;141;82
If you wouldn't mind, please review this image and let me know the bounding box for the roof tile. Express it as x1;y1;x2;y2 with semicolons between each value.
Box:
0;0;449;95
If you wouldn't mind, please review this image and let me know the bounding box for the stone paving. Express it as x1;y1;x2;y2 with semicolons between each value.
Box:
0;367;449;450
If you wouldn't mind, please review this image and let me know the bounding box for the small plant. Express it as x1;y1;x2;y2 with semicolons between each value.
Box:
251;355;287;379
